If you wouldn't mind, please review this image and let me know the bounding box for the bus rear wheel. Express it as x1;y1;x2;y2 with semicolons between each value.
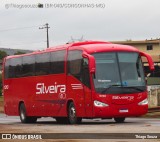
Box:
19;103;37;123
114;117;125;123
68;102;82;124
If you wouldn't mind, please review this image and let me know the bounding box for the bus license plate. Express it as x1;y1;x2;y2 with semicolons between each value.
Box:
119;109;128;113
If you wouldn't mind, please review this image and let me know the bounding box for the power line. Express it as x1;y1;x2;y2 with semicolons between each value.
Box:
0;41;45;46
0;25;42;32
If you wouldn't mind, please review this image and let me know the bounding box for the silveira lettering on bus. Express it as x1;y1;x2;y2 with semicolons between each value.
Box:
36;83;66;94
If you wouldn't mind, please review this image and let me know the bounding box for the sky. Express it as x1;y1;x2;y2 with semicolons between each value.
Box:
0;0;160;50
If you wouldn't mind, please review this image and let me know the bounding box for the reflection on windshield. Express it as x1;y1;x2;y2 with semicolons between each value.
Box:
93;52;146;94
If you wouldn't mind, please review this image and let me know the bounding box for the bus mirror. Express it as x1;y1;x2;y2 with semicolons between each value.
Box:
82;53;96;74
140;52;155;71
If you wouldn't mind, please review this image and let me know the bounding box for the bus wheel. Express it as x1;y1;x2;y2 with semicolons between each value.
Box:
68;102;82;124
19;103;37;123
114;117;125;123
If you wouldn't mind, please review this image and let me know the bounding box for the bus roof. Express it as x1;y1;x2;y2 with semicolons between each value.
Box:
47;41;139;53
5;41;139;59
70;43;139;54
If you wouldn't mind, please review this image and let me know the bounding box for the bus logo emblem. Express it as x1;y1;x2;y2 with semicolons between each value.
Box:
36;82;66;95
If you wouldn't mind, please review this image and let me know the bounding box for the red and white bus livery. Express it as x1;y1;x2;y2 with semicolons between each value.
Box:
2;41;154;124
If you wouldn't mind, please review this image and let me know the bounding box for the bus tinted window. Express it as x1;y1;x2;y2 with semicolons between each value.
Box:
68;50;91;88
35;53;50;75
22;55;35;77
9;57;22;78
5;50;66;78
15;57;22;78
68;50;82;80
50;50;65;74
5;59;10;79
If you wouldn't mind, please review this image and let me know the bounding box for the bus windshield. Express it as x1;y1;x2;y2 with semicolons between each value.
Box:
93;52;146;94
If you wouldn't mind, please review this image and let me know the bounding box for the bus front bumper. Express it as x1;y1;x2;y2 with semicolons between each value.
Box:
93;104;148;118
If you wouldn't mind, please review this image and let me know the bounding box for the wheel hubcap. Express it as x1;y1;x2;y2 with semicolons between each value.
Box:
70;107;76;120
21;109;25;120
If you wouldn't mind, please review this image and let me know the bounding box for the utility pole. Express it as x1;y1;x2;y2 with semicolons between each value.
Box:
39;23;50;48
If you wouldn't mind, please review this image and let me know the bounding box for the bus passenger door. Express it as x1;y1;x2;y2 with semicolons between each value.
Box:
82;58;93;117
67;50;93;117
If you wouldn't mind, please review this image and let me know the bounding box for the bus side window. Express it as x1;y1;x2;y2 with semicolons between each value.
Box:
50;50;65;74
35;53;50;75
5;59;10;79
9;57;22;78
22;55;35;77
15;57;23;78
68;50;82;80
68;50;91;88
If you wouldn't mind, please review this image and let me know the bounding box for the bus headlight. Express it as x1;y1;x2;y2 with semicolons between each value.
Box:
94;100;109;107
138;98;148;105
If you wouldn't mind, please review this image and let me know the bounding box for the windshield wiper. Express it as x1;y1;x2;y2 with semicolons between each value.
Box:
101;85;145;94
122;86;145;92
101;84;121;94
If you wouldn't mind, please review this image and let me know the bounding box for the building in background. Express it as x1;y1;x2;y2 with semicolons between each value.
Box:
112;39;160;60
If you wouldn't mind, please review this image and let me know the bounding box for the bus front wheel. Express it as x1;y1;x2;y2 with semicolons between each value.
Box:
19;103;37;123
68;102;82;124
114;117;125;123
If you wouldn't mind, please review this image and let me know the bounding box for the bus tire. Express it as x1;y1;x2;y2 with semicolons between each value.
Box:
114;117;125;123
68;102;82;124
19;103;37;123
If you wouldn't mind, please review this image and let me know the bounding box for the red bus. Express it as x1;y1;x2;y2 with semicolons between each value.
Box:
2;41;154;124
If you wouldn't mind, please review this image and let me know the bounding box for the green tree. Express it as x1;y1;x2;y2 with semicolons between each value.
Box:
0;50;7;96
0;50;7;60
14;51;26;55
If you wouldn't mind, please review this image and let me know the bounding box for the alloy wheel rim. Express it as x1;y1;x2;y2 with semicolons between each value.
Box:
20;109;25;120
70;107;76;120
